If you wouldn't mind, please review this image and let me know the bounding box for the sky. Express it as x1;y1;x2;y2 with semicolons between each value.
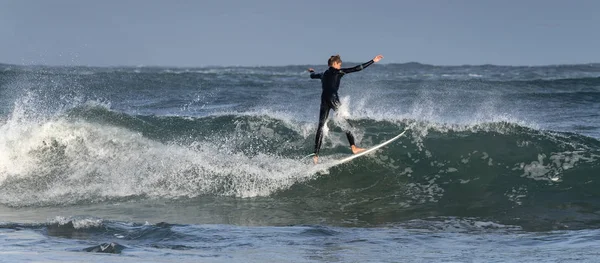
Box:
1;0;599;67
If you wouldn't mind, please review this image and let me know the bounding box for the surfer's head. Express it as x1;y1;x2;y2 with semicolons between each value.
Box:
328;55;342;69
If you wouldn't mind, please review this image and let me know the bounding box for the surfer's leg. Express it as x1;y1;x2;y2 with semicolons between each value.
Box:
345;131;356;147
346;132;364;153
314;100;331;157
344;126;365;153
331;99;365;154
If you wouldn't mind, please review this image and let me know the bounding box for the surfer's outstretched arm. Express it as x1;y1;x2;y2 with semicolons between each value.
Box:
308;68;322;79
340;55;384;74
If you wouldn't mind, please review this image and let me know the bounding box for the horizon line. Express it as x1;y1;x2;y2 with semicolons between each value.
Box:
1;61;600;69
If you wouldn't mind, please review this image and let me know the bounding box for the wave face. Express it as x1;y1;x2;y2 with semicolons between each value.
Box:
1;63;600;230
1;105;599;230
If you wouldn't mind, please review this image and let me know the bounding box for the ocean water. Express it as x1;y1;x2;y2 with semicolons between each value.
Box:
1;62;600;262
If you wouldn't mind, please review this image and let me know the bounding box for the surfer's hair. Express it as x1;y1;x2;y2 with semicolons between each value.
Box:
328;55;342;66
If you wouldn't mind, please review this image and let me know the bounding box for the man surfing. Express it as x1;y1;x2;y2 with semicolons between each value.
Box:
308;54;384;164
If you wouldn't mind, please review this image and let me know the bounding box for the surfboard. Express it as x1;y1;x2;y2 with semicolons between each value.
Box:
333;125;413;165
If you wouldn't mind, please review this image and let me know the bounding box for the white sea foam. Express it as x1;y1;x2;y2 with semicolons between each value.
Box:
52;216;103;229
0;110;324;206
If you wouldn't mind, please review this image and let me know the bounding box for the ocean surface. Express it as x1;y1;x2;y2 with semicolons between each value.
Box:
1;62;600;262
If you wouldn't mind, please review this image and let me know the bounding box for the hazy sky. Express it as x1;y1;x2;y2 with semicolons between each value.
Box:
1;0;599;67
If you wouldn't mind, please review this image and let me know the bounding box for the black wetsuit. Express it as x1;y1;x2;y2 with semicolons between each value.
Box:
309;60;374;156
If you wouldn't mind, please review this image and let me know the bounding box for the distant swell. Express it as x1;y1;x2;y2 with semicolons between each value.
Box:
518;76;600;86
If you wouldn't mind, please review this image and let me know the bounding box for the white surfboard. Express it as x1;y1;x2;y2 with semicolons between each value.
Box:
333;125;413;165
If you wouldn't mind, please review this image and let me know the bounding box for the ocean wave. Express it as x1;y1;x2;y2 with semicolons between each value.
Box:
1;106;600;229
3;61;600;232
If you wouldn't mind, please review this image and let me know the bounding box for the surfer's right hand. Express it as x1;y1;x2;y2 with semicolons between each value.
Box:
308;68;315;72
313;155;318;164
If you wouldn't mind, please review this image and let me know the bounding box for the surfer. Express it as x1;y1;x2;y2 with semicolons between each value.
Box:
308;54;384;164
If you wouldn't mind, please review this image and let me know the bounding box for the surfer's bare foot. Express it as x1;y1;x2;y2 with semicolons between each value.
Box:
313;155;319;164
351;145;366;154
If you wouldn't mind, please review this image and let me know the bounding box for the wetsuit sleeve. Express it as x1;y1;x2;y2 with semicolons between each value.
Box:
340;60;374;74
309;70;322;79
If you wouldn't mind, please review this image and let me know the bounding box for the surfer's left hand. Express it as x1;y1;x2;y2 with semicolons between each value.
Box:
373;55;384;62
